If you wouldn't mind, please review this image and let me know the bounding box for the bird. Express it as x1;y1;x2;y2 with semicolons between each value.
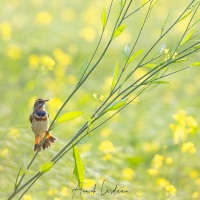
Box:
29;98;57;152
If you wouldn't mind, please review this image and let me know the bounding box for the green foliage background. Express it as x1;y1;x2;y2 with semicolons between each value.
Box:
0;0;200;199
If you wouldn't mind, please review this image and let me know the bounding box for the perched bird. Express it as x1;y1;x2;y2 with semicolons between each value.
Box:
29;98;57;152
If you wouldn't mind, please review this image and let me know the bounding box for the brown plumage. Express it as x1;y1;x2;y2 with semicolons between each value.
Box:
30;98;57;152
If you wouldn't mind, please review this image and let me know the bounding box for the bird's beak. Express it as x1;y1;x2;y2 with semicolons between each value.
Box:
44;99;49;102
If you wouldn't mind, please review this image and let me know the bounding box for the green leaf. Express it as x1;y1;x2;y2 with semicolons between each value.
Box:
126;156;144;167
144;63;156;68
73;146;84;188
178;10;192;22
191;62;200;67
122;44;131;61
145;80;169;85
128;49;144;64
180;30;193;46
112;24;126;38
191;45;200;50
78;58;88;81
14;161;27;191
111;61;119;92
103;98;128;114
101;9;107;28
120;0;125;8
40;162;53;173
57;111;83;124
175;58;188;63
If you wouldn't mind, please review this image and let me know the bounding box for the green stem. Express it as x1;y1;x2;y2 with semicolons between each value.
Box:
7;2;129;199
111;0;153;95
119;0;196;86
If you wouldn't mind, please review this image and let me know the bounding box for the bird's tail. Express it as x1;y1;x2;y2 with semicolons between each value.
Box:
34;132;57;152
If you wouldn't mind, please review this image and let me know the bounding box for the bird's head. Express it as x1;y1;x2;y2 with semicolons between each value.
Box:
33;98;49;111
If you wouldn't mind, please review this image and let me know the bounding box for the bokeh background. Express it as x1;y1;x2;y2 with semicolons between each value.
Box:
0;0;200;199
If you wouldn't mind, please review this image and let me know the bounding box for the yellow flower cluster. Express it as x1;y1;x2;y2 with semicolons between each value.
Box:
122;167;135;180
181;142;196;154
93;93;104;101
47;186;69;198
170;111;198;144
53;48;72;67
36;11;52;25
142;141;160;152
23;194;32;200
6;45;21;60
147;154;173;176
0;21;12;41
28;54;55;70
98;140;115;153
164;48;177;60
156;178;176;197
0;148;9;158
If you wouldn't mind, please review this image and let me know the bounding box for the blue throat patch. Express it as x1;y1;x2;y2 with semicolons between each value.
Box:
35;110;46;117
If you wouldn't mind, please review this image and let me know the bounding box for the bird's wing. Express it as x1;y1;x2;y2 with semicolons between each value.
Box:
29;114;34;123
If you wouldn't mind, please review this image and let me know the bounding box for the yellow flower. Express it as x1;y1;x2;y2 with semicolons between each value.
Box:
192;191;199;200
195;178;200;186
99;95;104;101
165;157;173;165
102;153;112;161
93;93;98;99
60;186;69;197
173;111;185;122
48;97;62;117
156;178;170;188
98;140;115;153
36;11;52;25
172;52;178;59
147;168;158;176
81;6;99;25
6;45;21;60
186;116;198;133
47;188;57;196
136;191;143;199
170;111;198;144
23;194;32;200
28;54;40;69
142;141;160;152
122;168;135;180
152;154;164;169
9;128;20;138
83;178;96;188
100;128;112;137
53;48;72;66
181;142;196;154
40;55;55;70
0;21;12;40
79;27;96;42
164;48;169;54
189;170;198;179
172;125;186;144
165;184;176;197
0;148;9;158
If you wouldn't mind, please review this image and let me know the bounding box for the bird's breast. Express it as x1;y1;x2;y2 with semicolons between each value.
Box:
31;117;49;135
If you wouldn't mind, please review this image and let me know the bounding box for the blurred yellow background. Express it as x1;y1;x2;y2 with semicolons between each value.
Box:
0;0;199;199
